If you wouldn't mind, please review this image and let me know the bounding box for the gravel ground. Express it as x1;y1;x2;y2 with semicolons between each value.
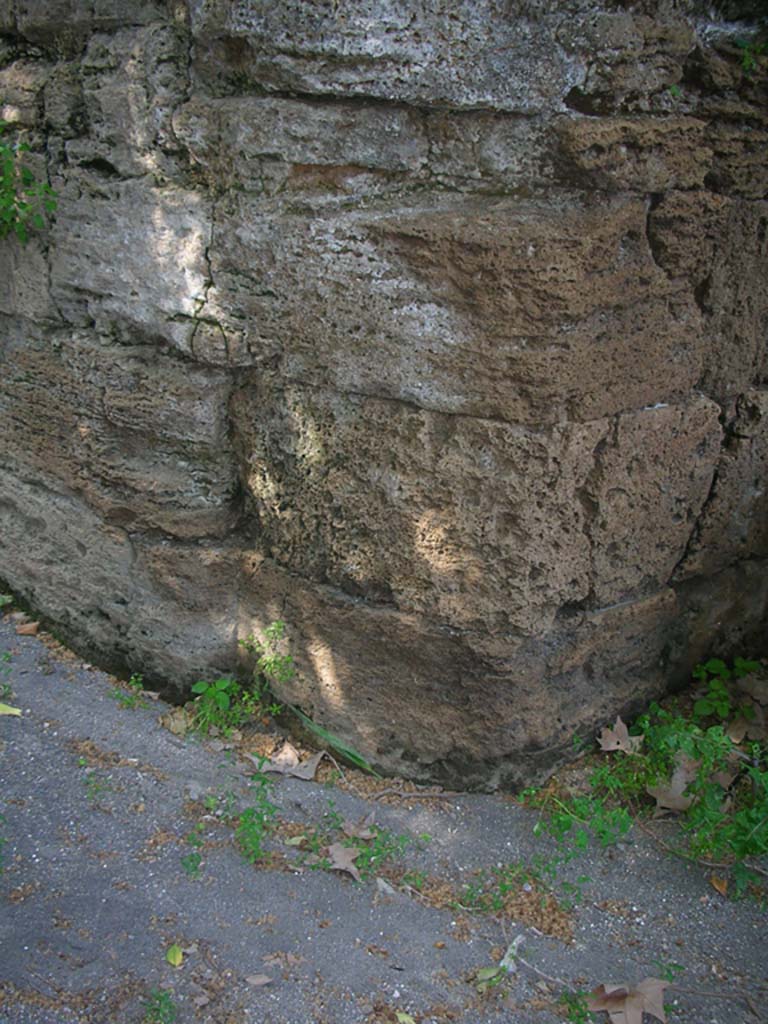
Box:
1;617;766;1024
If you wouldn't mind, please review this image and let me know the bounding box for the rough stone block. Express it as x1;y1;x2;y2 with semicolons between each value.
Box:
555;116;710;191
239;560;680;789
0;326;239;538
208;193;702;421
231;378;605;635
189;0;583;113
677;390;768;579
0;61;52;127
49;175;212;350
64;25;190;178
648;194;768;402
587;398;722;605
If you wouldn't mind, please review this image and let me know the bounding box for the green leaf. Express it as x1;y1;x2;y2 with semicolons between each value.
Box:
288;706;382;777
215;678;232;690
395;1014;417;1024
476;966;502;981
214;691;230;711
191;680;209;694
165;943;183;968
0;703;21;716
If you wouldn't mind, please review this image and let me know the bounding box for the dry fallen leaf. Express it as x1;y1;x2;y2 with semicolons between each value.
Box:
15;621;39;636
327;842;362;882
255;746;327;781
587;977;667;1024
598;716;643;754
734;673;768;706
245;974;272;987
342;810;376;840
646;752;700;812
709;874;728;897
160;707;192;736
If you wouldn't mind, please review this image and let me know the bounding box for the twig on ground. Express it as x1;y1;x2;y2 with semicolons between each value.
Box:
670;984;762;1020
635;818;731;869
371;786;459;801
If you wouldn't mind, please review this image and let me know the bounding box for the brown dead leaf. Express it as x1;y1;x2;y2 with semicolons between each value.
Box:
15;621;40;636
342;810;376;840
587;977;667;1024
709;874;728;897
327;842;362;882
245;974;272;987
726;716;749;744
256;746;327;780
734;673;768;706
160;707;193;736
646;753;700;812
598;717;643;754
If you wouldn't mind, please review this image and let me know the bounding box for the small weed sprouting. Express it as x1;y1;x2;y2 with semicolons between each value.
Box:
180;821;206;880
691;657;758;722
1;649;12;699
141;987;178;1024
112;673;146;711
736;34;767;77
235;777;278;864
651;958;684;984
82;769;109;804
190;677;247;735
238;620;292;720
0;595;13;610
559;990;595;1024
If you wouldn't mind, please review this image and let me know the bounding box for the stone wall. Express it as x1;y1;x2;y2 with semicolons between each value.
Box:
0;0;766;788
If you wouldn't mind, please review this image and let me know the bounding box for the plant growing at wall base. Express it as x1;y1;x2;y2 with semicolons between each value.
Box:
0;120;57;243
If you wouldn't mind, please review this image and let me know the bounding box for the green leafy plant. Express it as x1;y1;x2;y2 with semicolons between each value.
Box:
523;656;768;893
692;657;758;722
141;988;178;1024
180;821;205;880
235;777;278;863
0;594;13;609
559;990;595;1024
0;650;11;699
736;35;767;77
190;676;246;735
0;120;57;243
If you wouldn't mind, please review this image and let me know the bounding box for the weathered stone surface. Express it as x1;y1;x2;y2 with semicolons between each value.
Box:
1;0;766;789
0;60;52;128
49;175;212;349
189;0;585;113
648;194;768;401
206;193;702;422
64;25;190;179
231;378;606;635
239;563;681;788
0;323;239;538
10;1;166;43
556;116;710;191
676;390;768;579
0;469;240;684
0;241;56;321
587;398;722;604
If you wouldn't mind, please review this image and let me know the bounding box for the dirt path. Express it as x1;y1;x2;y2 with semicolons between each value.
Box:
1;619;766;1024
